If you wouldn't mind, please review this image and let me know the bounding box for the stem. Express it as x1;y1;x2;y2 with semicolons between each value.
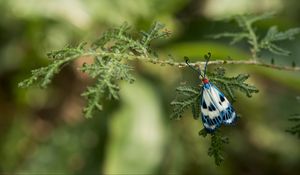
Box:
169;59;300;72
68;52;300;72
245;21;259;59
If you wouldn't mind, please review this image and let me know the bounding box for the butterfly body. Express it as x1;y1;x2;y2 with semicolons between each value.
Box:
200;78;236;132
185;53;236;133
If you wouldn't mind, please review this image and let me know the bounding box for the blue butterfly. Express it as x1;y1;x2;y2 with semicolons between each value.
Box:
186;54;237;133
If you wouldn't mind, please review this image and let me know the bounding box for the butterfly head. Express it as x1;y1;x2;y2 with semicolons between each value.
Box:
202;78;209;84
185;52;211;83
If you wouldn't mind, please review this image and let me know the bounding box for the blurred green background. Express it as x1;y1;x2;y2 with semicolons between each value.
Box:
1;0;300;174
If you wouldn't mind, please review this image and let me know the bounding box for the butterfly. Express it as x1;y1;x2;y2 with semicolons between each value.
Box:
185;53;237;133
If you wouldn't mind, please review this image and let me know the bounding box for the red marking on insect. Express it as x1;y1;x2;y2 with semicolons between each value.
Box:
202;78;209;84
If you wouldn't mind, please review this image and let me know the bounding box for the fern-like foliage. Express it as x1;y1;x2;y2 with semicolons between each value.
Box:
260;26;300;55
199;129;229;166
19;22;169;118
286;114;300;139
170;85;201;120
18;45;85;88
209;67;259;101
211;12;300;57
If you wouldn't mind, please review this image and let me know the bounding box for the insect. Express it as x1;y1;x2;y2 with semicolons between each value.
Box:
185;53;236;132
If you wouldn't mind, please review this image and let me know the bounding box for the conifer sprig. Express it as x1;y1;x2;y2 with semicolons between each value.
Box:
199;129;229;166
19;22;169;118
209;68;259;101
211;12;300;58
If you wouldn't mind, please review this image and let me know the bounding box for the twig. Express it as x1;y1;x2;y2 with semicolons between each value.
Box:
71;52;300;72
136;55;300;72
170;60;300;72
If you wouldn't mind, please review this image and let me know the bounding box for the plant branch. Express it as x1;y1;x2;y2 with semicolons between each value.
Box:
174;59;300;72
245;21;259;59
212;12;300;58
70;51;300;72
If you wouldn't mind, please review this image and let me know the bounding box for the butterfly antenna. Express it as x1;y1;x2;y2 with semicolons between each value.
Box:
203;52;211;77
185;57;203;77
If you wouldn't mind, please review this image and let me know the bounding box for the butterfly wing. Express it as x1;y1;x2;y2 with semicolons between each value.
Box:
200;83;236;132
201;83;223;132
210;84;236;125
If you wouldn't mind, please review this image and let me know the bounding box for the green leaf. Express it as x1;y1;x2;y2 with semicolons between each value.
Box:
208;131;229;166
260;26;300;56
81;81;104;118
199;129;229;166
210;32;249;45
140;21;168;46
198;128;208;137
286;114;300;139
19;21;167;118
170;85;201;120
209;69;259;101
191;98;201;120
211;12;300;58
18;43;86;88
18;59;73;88
79;57;135;118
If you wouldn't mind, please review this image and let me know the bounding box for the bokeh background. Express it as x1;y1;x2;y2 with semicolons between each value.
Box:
1;0;300;174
